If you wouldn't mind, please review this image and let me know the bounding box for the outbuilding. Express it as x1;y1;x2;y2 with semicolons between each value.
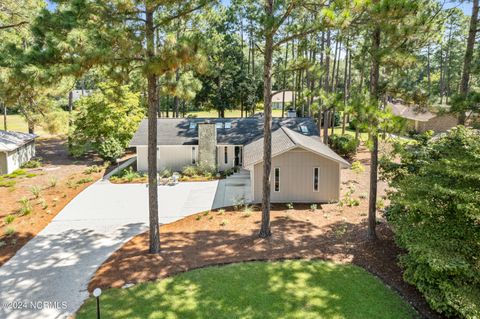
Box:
0;130;37;175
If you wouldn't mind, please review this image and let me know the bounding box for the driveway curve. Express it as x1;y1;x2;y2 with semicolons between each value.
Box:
0;178;248;319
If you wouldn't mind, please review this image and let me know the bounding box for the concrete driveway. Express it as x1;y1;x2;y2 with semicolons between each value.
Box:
0;176;250;319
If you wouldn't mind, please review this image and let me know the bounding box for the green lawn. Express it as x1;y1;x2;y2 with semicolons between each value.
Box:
77;260;416;319
3;114;50;136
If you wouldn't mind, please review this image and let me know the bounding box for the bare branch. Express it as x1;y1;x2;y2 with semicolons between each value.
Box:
0;21;28;30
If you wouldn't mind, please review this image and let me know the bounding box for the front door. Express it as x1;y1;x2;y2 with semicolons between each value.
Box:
234;146;242;166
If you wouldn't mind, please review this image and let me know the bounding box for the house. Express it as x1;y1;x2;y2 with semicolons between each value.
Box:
130;117;350;203
0;130;37;174
388;102;457;133
271;91;295;110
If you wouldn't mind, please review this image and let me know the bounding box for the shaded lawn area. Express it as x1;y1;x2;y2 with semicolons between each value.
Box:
77;260;416;319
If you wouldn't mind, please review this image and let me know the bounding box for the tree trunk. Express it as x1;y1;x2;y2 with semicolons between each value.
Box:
439;45;444;104
325;30;331;92
259;0;274;239
331;34;338;91
146;7;160;254
3;102;7;131
342;37;349;135
458;0;479;124
68;90;73;126
426;45;431;96
323;109;329;144
367;25;381;241
28;122;34;134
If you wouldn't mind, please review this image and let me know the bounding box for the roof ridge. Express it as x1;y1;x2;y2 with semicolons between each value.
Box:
279;126;298;146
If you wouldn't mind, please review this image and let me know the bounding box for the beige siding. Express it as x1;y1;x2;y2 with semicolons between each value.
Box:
136;145;197;172
252;147;340;203
419;115;457;133
217;145;235;171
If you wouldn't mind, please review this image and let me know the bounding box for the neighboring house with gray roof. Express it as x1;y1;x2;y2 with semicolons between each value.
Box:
130;117;350;203
388;102;457;133
0;130;37;174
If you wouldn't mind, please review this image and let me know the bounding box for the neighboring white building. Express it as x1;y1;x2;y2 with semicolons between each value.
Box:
271;91;295;110
0;131;37;174
71;90;94;102
130;117;350;203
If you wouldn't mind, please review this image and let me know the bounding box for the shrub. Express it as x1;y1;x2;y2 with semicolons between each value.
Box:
182;165;198;177
30;185;41;198
350;161;365;174
286;202;294;210
48;177;58;188
159;168;172;178
21;159;42;169
4;227;15;237
19;198;32;216
111;167;145;183
0;179;16;188
310;204;317;211
380;127;480;318
84;165;103;175
97;137;125;162
77;177;94;184
4;215;15;224
329;134;358;158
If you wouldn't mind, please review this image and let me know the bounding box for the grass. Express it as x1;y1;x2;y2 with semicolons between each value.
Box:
76;260;416;319
3;115;50;136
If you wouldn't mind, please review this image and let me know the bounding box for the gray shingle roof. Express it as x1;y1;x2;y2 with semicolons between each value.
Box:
388;102;437;122
0;130;37;152
129;117;319;146
243;126;350;168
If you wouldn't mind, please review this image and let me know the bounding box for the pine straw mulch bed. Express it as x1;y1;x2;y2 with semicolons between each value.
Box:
88;205;444;319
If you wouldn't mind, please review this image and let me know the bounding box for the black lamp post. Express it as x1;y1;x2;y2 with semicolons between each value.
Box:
93;287;102;319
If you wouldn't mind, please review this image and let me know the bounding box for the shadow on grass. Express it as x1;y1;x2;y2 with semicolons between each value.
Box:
79;259;416;319
87;216;444;318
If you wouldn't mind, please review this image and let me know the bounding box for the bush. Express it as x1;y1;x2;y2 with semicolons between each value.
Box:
21;159;42;169
29;185;41;198
69;82;143;161
348;118;368;132
350;161;365;174
381;127;480;318
97;137;125;162
329;134;358;158
4;215;15;224
111;167;145;183
159;168;172;178
182;165;198;177
19;198;32;216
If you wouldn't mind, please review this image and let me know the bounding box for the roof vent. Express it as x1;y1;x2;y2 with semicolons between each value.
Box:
215;122;223;129
224;121;232;129
189;122;197;129
300;125;309;133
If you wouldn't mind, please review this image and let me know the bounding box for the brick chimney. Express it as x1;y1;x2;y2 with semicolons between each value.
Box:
198;123;217;169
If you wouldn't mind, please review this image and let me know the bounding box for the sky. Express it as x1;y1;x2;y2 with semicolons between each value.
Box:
46;0;473;15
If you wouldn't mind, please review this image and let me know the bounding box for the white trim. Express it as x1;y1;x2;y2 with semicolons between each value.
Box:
313;167;319;192
274;167;280;192
246;144;349;168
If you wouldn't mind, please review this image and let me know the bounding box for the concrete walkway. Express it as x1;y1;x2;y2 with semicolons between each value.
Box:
0;177;250;319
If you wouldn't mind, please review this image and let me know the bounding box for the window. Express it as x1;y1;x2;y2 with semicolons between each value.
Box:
224;121;232;129
189;122;197;129
191;147;196;164
274;168;280;192
300;125;309;133
216;122;223;129
313;167;319;192
224;146;228;164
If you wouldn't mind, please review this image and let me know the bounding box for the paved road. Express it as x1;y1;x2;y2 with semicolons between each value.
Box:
0;177;249;319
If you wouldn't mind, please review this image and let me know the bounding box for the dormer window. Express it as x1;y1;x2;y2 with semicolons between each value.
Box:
300;125;308;133
224;122;232;129
216;122;223;129
189;122;197;129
